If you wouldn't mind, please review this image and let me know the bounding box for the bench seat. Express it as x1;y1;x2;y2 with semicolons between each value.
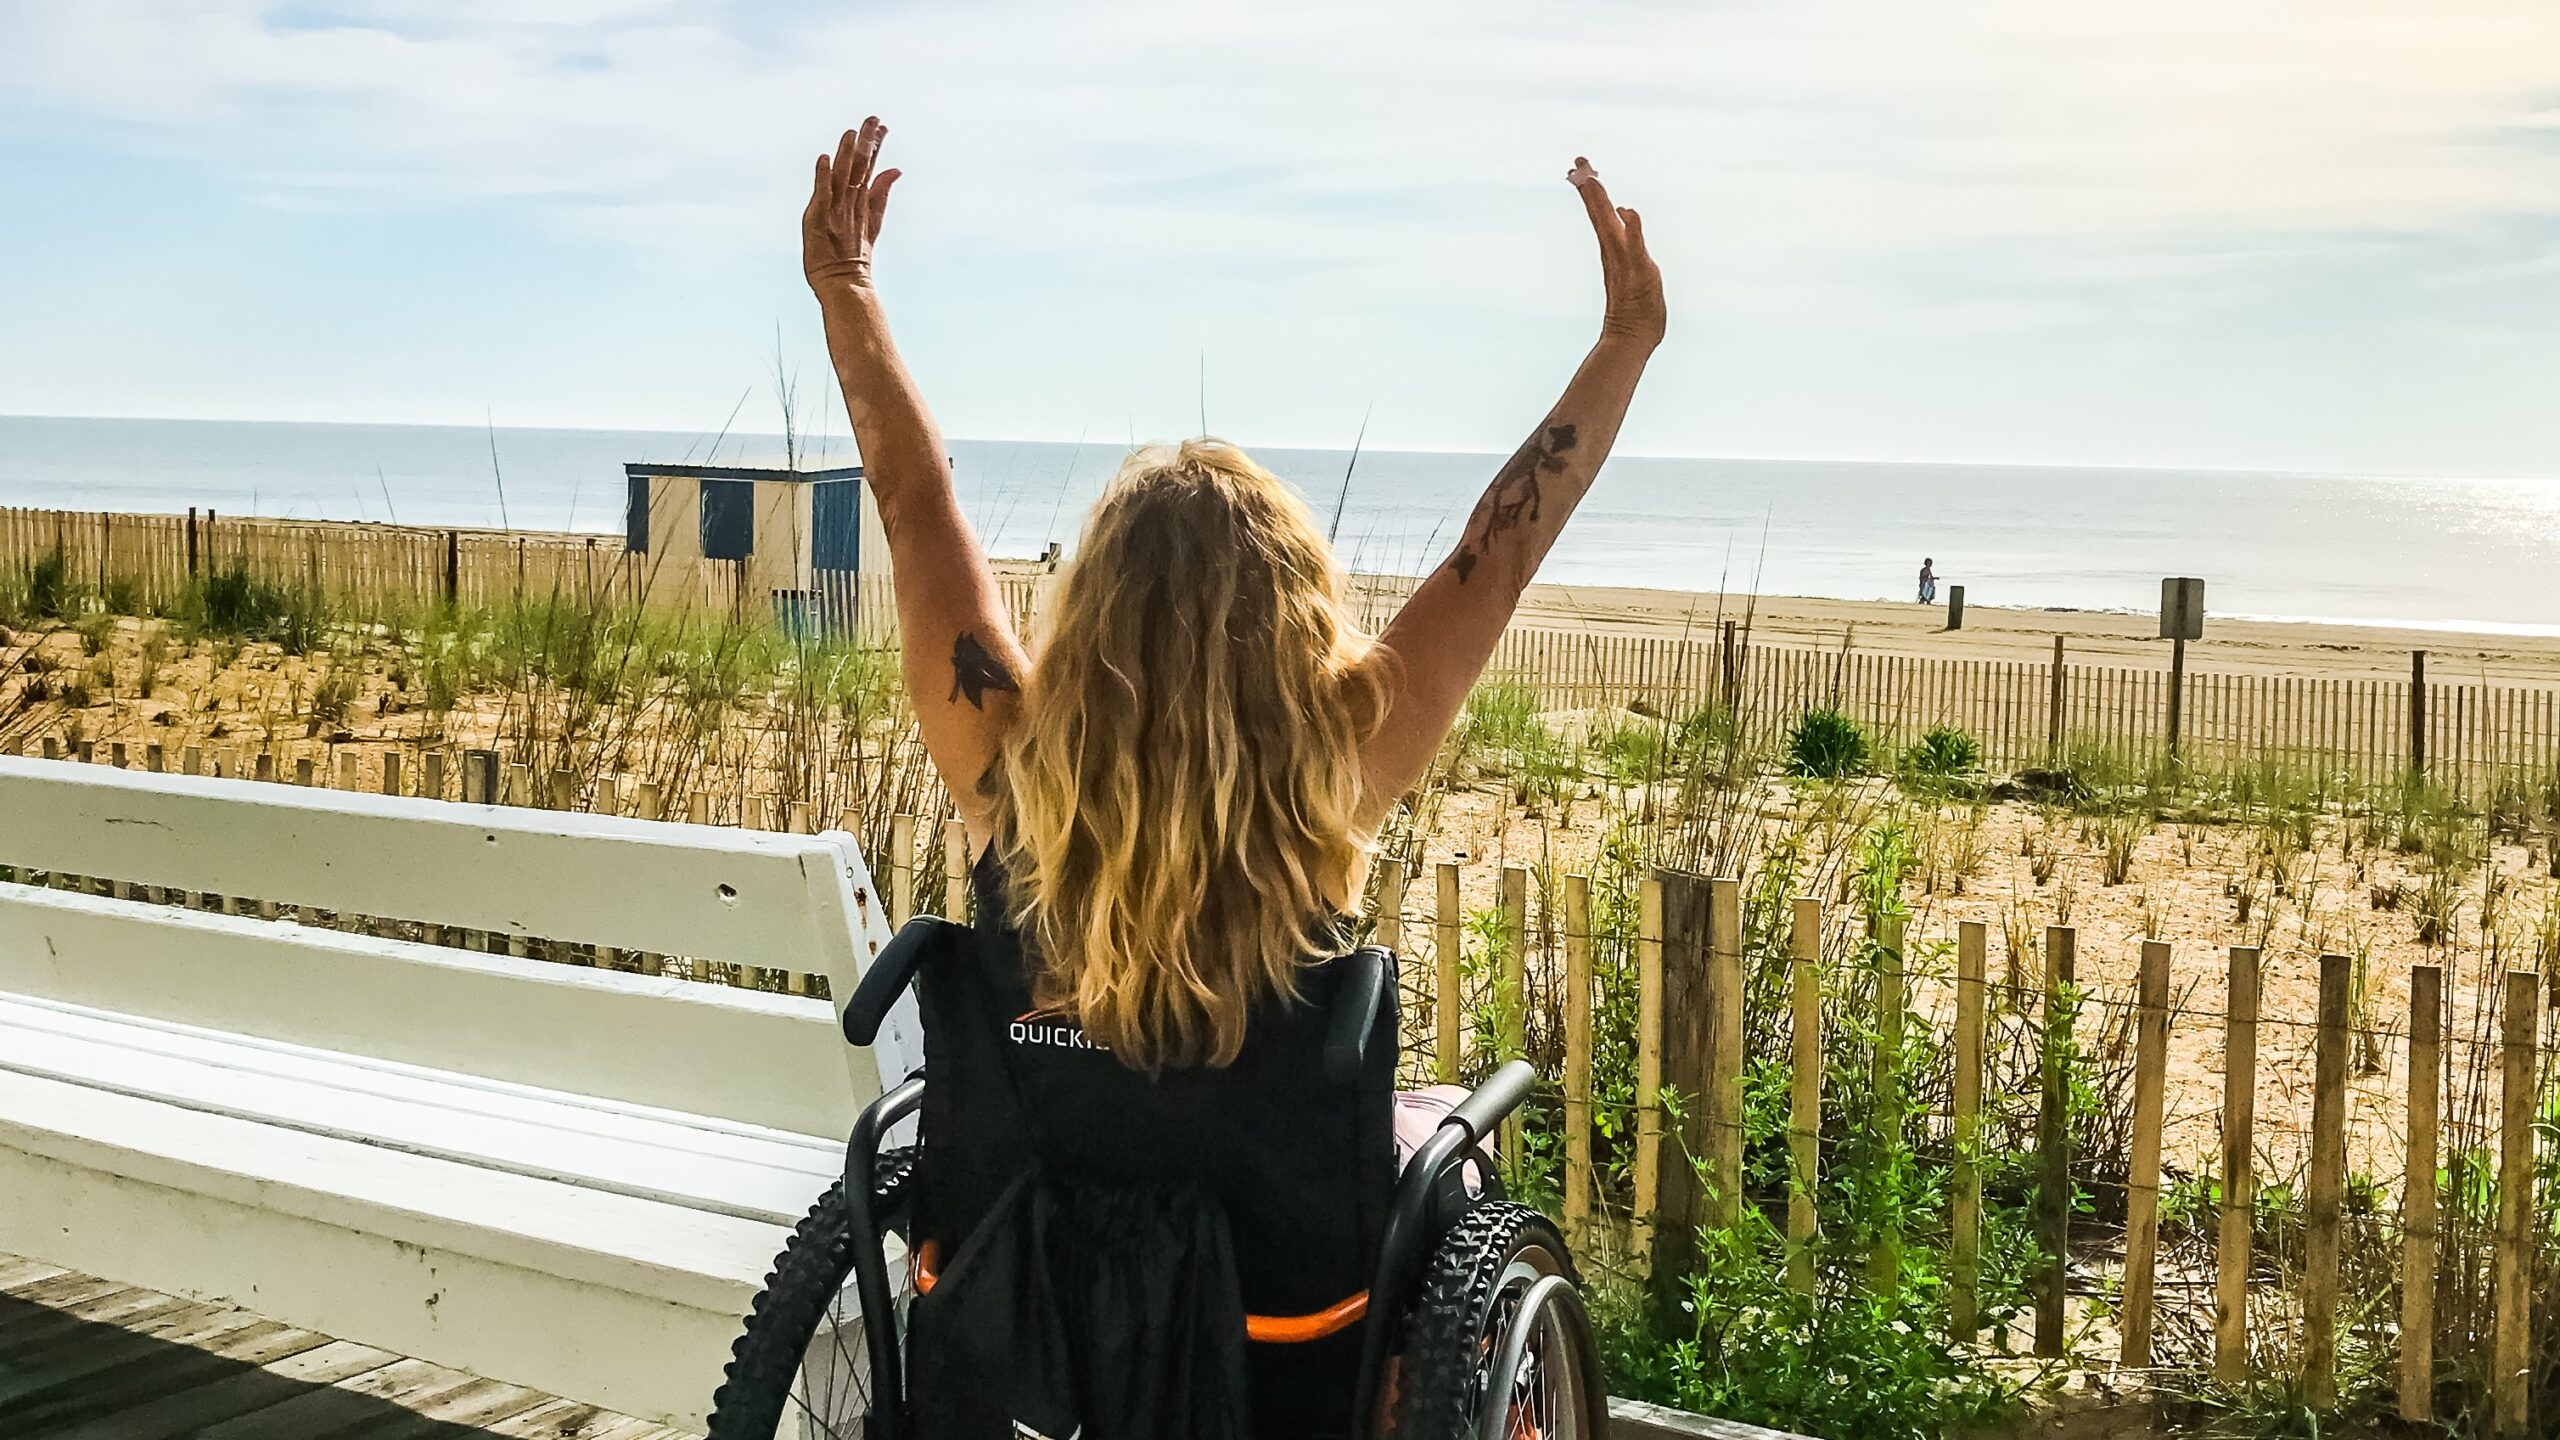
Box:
0;991;852;1429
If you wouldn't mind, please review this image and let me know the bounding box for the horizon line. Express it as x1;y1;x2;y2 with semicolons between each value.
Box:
5;409;2557;489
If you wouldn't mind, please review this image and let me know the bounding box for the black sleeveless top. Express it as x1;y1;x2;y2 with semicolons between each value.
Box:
912;850;1400;1438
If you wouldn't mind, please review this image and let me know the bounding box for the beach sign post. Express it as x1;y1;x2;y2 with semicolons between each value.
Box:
2161;578;2206;757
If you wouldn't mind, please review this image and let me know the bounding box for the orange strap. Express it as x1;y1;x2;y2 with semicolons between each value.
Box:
910;1241;1369;1344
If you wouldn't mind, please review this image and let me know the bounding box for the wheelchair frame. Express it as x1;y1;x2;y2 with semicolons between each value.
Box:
834;915;1553;1440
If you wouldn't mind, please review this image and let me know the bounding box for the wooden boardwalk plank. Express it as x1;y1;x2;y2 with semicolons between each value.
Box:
0;1260;70;1294
478;1399;661;1440
340;1376;558;1438
194;1357;489;1440
0;1295;201;1362
5;1321;324;1431
0;1254;670;1440
0;1305;265;1404
41;1339;401;1440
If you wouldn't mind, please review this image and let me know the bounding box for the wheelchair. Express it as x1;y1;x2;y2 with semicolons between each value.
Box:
706;914;1608;1440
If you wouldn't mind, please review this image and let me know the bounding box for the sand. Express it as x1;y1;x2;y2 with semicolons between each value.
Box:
996;559;2560;686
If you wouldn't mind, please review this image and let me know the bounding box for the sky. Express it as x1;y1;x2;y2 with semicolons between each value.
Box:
2;0;2558;477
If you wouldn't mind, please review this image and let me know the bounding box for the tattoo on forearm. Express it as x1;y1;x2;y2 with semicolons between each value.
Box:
949;632;1018;709
1450;423;1577;585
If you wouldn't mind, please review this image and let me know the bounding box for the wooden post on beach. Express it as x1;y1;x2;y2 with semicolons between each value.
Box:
185;508;199;579
1950;919;1985;1333
2167;636;2188;758
2035;924;2075;1358
1498;866;1529;1161
2493;970;2537;1435
1561;874;1594;1245
1632;875;1666;1273
2216;946;2260;1384
1705;876;1744;1233
1946;584;1965;630
2120;939;2171;1369
888;815;916;926
459;751;492;803
443;531;461;608
2047;637;2067;760
1435;862;1462;1083
1787;898;1822;1297
2303;954;2351;1409
2411;650;2428;775
942;817;969;923
1868;907;1906;1289
2402;963;2442;1423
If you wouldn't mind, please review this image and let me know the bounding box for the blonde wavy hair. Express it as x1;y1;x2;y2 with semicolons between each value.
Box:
992;439;1388;1072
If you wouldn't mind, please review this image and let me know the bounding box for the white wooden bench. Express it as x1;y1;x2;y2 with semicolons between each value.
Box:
0;754;920;1433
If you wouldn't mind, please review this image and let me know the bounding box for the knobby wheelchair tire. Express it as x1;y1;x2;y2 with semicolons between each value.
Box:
1392;1201;1597;1440
707;1147;916;1440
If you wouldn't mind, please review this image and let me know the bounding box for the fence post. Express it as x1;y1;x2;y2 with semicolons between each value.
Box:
1435;862;1462;1084
1787;897;1822;1296
2303;953;2351;1409
2216;946;2260;1384
2401;963;2442;1423
443;531;461;607
942;816;969;922
1705;876;1743;1232
2121;939;2171;1369
2493;970;2537;1435
2167;636;2187;758
1869;907;1906;1289
1632;874;1665;1271
888;815;916;926
381;752;402;797
423;749;446;802
1498;866;1529;1160
1562;873;1594;1245
2410;650;2428;775
2047;636;2067;760
186;507;200;578
2035;924;2075;1358
1951;919;1985;1333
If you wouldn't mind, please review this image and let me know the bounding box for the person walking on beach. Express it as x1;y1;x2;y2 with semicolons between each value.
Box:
1918;557;1937;604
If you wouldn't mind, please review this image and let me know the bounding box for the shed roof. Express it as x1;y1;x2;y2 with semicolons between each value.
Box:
622;462;864;483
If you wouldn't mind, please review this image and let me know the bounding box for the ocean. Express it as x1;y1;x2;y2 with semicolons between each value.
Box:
4;414;2556;635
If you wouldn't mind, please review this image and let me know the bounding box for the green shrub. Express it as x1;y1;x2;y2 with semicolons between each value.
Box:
1899;725;1980;786
1786;706;1868;778
27;551;75;621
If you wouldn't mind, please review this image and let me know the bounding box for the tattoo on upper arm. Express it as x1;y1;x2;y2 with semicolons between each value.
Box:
949;632;1019;709
1449;423;1577;585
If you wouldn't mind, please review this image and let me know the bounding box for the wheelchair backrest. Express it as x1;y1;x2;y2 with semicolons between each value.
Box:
909;900;1402;1325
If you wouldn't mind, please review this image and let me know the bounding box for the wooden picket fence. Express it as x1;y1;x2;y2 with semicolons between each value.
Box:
8;735;2556;1428
10;505;2560;795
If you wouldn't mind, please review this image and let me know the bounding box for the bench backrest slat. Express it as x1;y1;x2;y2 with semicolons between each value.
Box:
0;758;880;980
0;883;874;1138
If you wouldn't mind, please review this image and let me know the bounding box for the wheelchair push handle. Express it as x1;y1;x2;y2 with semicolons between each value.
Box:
843;915;957;1046
1445;1059;1535;1144
1322;945;1391;1086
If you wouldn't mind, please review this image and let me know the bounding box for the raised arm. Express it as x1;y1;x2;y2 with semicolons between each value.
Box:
805;119;1027;843
1358;159;1665;826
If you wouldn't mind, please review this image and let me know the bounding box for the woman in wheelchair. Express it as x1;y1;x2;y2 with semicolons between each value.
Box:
708;117;1663;1440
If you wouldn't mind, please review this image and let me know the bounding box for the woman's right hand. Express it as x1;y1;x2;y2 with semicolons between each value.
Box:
1569;157;1665;350
804;117;902;294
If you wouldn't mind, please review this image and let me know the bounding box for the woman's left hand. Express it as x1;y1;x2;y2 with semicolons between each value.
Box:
1569;157;1664;350
804;117;902;293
